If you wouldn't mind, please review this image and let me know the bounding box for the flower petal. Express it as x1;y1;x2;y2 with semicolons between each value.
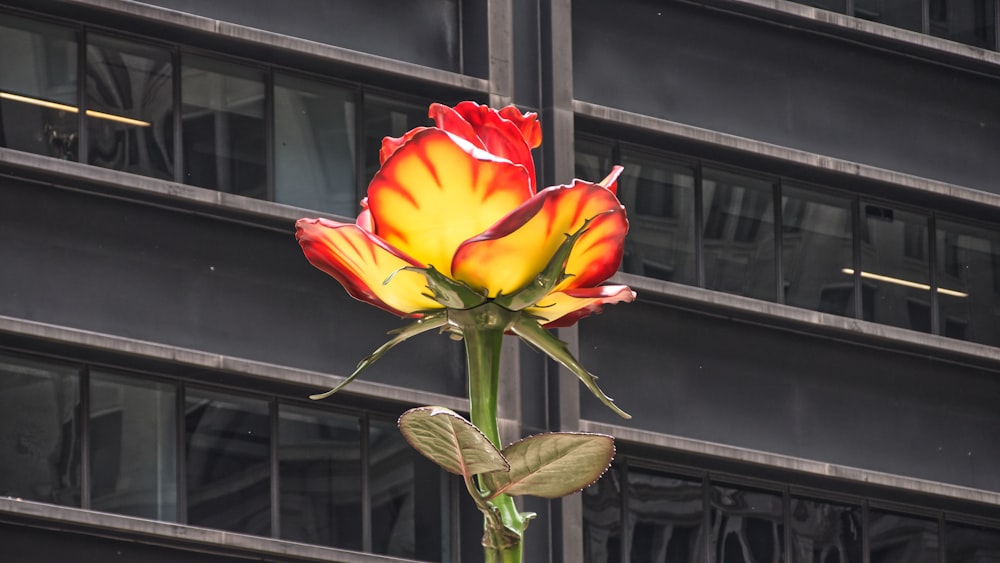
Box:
498;105;541;149
367;128;532;275
526;285;636;328
452;170;627;297
380;126;430;165
296;218;443;316
443;101;538;192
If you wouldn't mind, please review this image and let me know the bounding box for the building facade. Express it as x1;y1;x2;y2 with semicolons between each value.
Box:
1;0;1000;562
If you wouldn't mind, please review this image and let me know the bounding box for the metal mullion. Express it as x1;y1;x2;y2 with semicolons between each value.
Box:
265;69;276;203
994;0;1000;51
176;380;188;524
619;458;629;563
774;179;784;304
695;163;706;288
862;500;871;563
356;90;368;211
938;512;947;563
922;0;931;35
361;413;372;553
77;26;88;164
782;486;792;563
79;365;91;509
172;48;183;184
845;0;854;17
851;196;863;320
703;471;713;563
928;213;940;335
270;398;280;539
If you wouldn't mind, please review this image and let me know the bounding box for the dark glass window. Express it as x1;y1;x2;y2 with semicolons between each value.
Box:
185;389;271;535
362;94;431;183
369;417;444;560
930;0;996;49
90;371;177;520
710;483;785;563
575;136;614;185
935;220;1000;345
702;169;776;301
853;0;922;31
0;354;80;506
182;55;266;198
582;464;623;563
278;403;362;550
619;151;697;284
869;510;938;563
782;186;854;316
789;497;863;563
274;74;358;216
628;469;703;563
86;34;174;179
947;521;1000;563
860;204;930;331
0;14;78;160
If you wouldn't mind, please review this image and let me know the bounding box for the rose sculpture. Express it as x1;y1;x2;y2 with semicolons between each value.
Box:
296;101;633;562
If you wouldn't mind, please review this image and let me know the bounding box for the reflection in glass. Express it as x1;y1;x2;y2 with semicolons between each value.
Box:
0;354;80;506
86;34;174;179
363;95;430;182
369;418;443;560
935;220;1000;345
583;464;623;563
782;187;854;316
185;390;270;535
853;0;922;31
946;521;1000;563
702;169;776;300
0;14;78;159
274;74;358;216
869;510;938;563
627;469;703;563
860;204;930;332
930;0;995;49
278;404;361;549
710;483;784;563
575;137;613;184
90;371;176;520
790;497;862;563
182;55;266;198
619;152;697;285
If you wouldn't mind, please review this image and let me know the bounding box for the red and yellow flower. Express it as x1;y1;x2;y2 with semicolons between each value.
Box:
296;101;634;327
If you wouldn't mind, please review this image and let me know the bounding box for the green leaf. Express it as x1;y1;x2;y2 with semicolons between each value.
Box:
391;265;486;309
398;406;509;478
482;432;615;499
309;313;448;400
511;316;631;419
494;211;612;311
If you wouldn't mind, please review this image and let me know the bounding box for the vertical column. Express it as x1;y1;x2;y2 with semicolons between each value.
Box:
488;0;514;108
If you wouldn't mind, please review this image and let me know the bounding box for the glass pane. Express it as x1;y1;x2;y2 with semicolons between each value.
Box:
710;483;784;563
782;186;854;316
790;497;862;563
0;354;80;506
185;389;270;535
182;55;266;198
930;0;996;49
627;469;703;563
362;94;430;182
369;417;444;560
702;169;776;300
575;136;613;184
869;510;938;563
0;14;78;159
619;152;697;285
854;0;922;31
274;74;358;216
936;220;1000;345
946;521;1000;563
90;371;176;520
859;204;930;331
582;464;623;563
86;34;174;179
278;403;361;550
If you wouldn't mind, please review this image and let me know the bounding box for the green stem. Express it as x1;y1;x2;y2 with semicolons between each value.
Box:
456;305;525;563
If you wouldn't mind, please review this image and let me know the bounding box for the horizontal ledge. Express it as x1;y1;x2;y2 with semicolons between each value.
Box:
716;0;1000;67
0;498;416;563
575;100;1000;211
611;271;1000;368
0;314;469;412
0;148;344;228
580;419;1000;507
52;0;489;93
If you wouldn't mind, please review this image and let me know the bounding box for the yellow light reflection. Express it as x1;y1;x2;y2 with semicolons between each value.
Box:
841;268;968;298
0;91;151;127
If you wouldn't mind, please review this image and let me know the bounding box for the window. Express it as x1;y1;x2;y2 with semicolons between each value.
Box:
860;203;930;332
935;219;1000;345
